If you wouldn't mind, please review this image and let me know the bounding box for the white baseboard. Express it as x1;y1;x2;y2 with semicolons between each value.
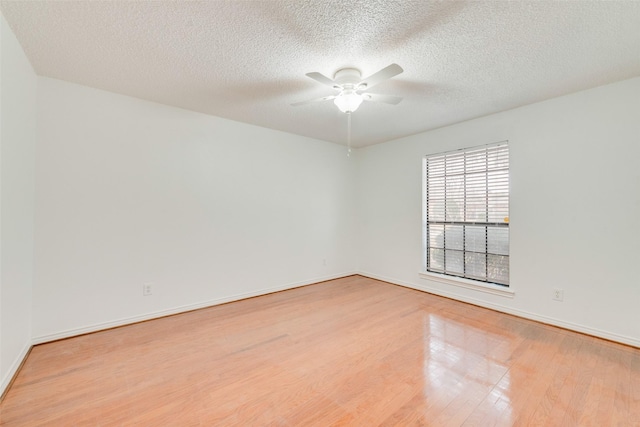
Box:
358;271;640;349
32;271;358;345
1;343;32;399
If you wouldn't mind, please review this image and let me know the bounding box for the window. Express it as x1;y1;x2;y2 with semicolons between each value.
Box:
423;142;509;286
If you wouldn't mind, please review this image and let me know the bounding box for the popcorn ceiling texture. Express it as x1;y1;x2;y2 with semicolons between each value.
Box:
1;0;639;147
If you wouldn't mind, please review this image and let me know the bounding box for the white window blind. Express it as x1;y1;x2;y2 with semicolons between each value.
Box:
424;142;510;286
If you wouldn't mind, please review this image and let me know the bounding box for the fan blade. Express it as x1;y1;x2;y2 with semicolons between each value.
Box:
360;63;403;89
291;95;337;107
362;93;403;105
305;72;339;88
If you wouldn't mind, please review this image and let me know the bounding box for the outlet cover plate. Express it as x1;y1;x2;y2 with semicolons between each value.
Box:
553;288;564;301
143;284;152;296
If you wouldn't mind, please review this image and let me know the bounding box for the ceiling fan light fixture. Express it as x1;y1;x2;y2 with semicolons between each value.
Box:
334;90;363;113
292;64;403;112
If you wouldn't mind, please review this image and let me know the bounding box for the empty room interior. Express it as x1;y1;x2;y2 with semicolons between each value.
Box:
1;1;639;425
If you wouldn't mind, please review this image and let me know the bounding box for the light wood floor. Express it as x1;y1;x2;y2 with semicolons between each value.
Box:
1;276;638;426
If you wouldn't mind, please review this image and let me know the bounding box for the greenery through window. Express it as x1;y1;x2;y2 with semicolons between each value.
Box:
423;142;510;286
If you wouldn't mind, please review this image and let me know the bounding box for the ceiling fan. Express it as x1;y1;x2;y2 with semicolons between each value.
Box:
292;64;404;113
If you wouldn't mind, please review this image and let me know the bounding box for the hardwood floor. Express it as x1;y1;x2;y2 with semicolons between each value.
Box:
1;275;638;426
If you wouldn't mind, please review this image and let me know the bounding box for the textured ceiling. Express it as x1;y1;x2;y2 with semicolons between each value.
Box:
2;1;640;148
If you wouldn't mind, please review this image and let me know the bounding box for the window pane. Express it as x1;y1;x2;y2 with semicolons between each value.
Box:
488;196;509;222
466;151;487;173
445;154;465;176
429;248;445;272
428;224;444;249
445;175;464;221
446;200;464;221
465;197;487;222
446;250;464;275
466;172;486;197
487;227;509;255
487;147;509;169
445;225;463;250
465;226;486;253
487;254;509;285
428;199;446;222
465;252;486;280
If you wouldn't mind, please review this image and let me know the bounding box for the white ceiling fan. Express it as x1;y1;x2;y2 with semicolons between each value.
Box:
292;64;404;113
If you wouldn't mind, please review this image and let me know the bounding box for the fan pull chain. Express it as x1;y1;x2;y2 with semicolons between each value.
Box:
347;112;352;157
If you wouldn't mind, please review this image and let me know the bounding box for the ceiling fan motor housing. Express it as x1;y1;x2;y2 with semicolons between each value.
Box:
333;68;362;88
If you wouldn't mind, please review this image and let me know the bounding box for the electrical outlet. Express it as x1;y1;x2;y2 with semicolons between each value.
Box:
323;258;327;267
553;288;564;301
143;284;152;296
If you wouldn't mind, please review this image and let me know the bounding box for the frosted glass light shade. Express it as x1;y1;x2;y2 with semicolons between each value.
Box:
334;90;363;113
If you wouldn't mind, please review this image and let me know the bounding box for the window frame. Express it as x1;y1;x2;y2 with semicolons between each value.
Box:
421;141;513;296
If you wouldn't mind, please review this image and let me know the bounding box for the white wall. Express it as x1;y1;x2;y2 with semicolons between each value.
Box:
357;77;640;346
0;12;37;393
33;78;356;341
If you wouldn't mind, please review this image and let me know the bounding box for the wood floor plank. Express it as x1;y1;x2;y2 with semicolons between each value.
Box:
629;350;640;426
1;275;638;426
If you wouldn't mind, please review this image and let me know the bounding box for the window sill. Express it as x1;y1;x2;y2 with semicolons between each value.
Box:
418;271;515;298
